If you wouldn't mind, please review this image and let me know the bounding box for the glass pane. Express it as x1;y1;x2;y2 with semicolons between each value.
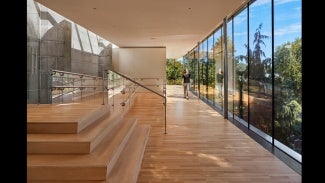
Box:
274;0;302;157
213;29;224;108
199;40;208;99
227;20;234;116
207;34;215;102
189;49;199;94
248;0;273;137
233;8;248;122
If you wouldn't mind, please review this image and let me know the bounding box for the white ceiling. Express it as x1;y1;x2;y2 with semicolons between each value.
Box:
35;0;246;59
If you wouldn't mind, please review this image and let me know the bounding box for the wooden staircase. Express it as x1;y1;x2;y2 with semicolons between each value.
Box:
27;97;151;182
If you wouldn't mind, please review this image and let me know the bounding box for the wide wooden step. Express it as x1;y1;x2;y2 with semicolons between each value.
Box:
27;104;110;134
27;111;123;154
107;124;151;183
27;125;151;183
27;118;137;181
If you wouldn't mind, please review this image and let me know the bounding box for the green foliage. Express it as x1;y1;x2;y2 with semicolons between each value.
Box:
274;38;302;102
276;100;301;126
208;59;216;87
166;59;183;85
236;23;271;81
214;35;233;53
274;38;302;151
235;24;302;152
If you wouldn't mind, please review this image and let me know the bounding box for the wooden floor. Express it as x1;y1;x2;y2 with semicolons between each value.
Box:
124;85;301;183
28;85;301;182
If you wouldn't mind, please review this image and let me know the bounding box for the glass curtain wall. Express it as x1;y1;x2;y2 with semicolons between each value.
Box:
189;49;199;95
184;0;302;162
233;9;249;125
199;40;208;100
273;0;302;159
213;29;224;109
248;0;273;140
207;34;215;105
226;21;234;117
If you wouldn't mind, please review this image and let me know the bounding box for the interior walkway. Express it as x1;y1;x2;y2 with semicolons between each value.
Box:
125;85;301;183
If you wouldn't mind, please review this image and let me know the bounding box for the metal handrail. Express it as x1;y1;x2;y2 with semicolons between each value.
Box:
110;70;164;98
50;69;167;133
109;70;167;134
50;70;106;104
51;69;100;79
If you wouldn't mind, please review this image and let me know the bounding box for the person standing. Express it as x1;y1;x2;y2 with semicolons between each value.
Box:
182;68;190;99
216;68;224;98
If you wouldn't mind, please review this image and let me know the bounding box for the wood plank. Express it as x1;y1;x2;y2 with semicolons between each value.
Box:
27;119;137;181
27;105;110;134
27;110;123;154
124;85;301;183
26;85;301;182
107;124;151;183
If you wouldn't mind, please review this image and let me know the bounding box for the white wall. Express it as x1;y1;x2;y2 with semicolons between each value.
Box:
112;47;166;94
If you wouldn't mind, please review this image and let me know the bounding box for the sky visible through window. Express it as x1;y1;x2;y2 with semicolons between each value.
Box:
234;0;301;58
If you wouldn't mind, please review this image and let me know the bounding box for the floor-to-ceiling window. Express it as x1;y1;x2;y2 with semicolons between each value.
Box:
233;8;249;125
199;40;208;100
207;34;215;104
248;0;273;139
185;0;302;164
188;50;198;95
213;29;224;108
273;0;302;161
226;20;234;117
184;49;198;95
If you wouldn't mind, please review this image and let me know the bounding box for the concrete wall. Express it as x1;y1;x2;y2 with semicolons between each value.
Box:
27;0;112;104
27;0;165;103
27;0;41;103
28;0;71;103
70;25;112;76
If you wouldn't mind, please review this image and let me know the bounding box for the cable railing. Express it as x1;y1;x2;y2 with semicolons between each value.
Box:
110;70;167;134
50;69;167;133
51;70;104;104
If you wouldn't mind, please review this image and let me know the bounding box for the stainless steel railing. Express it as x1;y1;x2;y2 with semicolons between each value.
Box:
50;69;167;133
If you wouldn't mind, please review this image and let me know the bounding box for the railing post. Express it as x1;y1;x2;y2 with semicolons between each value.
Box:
163;84;167;134
79;75;83;101
72;77;75;102
107;71;110;107
49;70;53;104
102;69;105;105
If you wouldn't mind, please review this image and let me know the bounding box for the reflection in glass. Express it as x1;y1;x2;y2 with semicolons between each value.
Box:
227;20;234;116
183;0;302;162
248;0;272;137
213;29;224;108
199;40;208;99
274;0;302;156
233;9;248;122
207;34;215;103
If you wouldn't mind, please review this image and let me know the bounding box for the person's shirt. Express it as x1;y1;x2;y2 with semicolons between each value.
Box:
183;73;190;83
216;73;223;83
